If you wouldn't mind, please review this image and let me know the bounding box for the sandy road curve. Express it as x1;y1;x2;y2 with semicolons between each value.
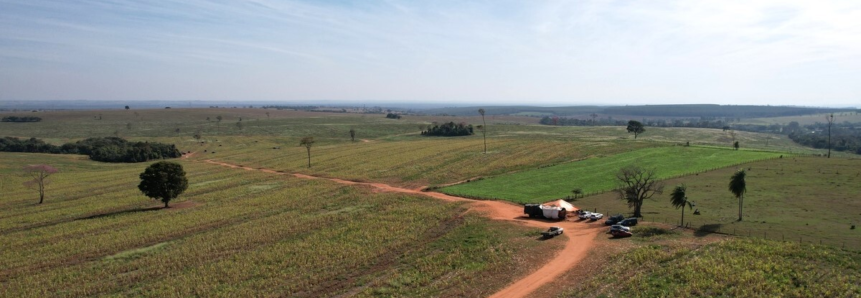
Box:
201;159;600;298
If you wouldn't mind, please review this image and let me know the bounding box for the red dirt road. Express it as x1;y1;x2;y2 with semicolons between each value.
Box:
202;159;600;298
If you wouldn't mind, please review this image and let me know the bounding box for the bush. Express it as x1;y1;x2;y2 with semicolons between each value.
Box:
422;122;474;137
2;116;42;122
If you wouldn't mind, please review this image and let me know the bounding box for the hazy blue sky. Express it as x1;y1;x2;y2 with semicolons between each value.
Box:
1;0;860;106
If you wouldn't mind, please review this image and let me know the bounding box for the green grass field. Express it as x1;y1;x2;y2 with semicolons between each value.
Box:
439;146;786;203
565;156;861;249
560;225;861;297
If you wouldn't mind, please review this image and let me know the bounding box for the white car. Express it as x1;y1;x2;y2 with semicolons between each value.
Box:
578;211;593;220
589;213;604;220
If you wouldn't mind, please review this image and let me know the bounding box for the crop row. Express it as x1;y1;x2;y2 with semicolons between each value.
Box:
1;152;558;296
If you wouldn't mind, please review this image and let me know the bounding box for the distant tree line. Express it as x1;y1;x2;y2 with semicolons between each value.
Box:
385;113;402;119
424;104;856;118
540;115;861;154
422;122;474;136
788;122;861;154
0;137;182;162
601;105;852;118
2;116;42;122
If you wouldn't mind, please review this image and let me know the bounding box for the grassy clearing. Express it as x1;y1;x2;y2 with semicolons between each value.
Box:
0;153;558;297
440;146;785;203
559;235;861;297
568;156;861;250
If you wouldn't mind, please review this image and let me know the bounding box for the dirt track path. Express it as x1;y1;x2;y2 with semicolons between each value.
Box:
202;159;600;298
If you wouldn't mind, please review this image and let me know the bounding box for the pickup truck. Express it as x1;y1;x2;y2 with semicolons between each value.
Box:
542;226;564;239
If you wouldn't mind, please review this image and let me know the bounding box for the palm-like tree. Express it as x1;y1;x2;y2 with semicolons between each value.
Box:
669;184;693;227
478;108;487;153
729;169;747;221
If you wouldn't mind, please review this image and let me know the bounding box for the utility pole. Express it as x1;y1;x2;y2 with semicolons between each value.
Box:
826;113;834;158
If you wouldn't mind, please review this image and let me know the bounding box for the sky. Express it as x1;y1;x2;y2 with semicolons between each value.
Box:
1;0;860;107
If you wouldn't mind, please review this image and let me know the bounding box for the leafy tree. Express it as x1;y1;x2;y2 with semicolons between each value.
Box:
138;161;188;208
670;184;694;227
626;120;645;139
615;165;663;218
125;105;130;110
23;164;58;204
729;169;747;221
349;128;356;142
216;115;223;126
300;136;315;168
478;108;487;153
733;141;739;150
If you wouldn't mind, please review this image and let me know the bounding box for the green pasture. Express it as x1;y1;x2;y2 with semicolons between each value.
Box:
562;231;861;297
564;156;861;250
440;146;786;203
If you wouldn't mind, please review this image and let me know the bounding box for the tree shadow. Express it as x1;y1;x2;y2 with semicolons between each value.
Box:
76;206;164;221
694;223;723;237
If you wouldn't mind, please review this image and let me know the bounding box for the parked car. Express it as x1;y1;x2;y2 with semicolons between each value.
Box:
619;218;638;226
604;214;624;225
578;211;593;220
609;224;631;234
589;213;604;220
542;226;564;239
610;229;633;238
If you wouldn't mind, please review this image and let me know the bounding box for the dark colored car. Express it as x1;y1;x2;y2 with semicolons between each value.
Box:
610;229;633;238
619;218;638;226
604;214;625;225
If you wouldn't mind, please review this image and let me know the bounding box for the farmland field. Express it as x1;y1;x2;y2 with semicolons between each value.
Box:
0;153;558;297
439;146;786;203
2;108;860;297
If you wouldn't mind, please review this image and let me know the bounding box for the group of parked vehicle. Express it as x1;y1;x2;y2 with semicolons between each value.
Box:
527;205;638;239
604;214;637;238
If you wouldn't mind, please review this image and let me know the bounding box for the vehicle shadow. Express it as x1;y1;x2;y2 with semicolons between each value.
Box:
694;223;723;237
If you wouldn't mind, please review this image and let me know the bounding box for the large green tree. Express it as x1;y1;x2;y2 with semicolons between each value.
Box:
669;184;693;227
627;120;645;139
300;136;315;168
729;169;747;221
138;161;188;208
616;165;663;218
